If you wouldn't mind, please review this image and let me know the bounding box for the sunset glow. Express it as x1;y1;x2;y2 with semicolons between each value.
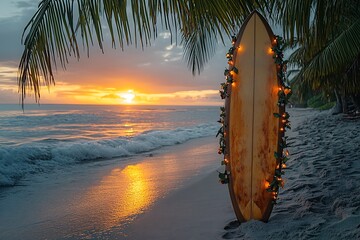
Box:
0;74;221;105
119;90;135;104
0;1;228;106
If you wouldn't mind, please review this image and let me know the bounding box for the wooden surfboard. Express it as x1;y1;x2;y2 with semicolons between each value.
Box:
224;11;282;222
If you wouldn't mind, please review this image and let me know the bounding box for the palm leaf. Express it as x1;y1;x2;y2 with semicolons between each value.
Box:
303;17;360;80
18;0;264;105
180;0;261;74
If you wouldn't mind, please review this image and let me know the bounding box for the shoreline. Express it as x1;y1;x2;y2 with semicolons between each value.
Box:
1;108;359;239
0;136;220;240
122;108;317;239
123;167;234;239
123;108;360;239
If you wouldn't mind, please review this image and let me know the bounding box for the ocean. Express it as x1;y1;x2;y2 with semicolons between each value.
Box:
0;104;220;187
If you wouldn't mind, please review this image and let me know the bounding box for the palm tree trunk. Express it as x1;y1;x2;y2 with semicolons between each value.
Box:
332;88;343;114
350;94;360;114
341;90;348;114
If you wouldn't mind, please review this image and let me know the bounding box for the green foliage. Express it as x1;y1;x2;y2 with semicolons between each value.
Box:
19;0;360;110
318;102;336;110
18;0;264;105
307;94;336;110
218;171;229;184
307;94;326;108
276;0;360;101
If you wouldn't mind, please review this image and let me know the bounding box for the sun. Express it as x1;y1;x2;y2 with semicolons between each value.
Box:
119;90;135;104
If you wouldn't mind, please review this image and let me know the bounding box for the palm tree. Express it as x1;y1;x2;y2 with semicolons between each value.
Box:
18;0;263;105
18;0;360;113
275;0;360;113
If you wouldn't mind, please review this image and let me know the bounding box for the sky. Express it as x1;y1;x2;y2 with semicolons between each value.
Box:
0;1;281;106
0;0;229;106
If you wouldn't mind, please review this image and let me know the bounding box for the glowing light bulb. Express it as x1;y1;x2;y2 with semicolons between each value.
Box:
284;88;292;95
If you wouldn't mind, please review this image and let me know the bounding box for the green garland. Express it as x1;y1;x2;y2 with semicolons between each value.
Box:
217;36;238;184
266;35;292;204
216;35;292;204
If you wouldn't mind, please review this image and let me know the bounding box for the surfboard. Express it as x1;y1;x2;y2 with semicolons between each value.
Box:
224;11;283;222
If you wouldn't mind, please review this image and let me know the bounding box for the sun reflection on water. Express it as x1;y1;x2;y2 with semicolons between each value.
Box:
120;165;155;217
80;164;156;231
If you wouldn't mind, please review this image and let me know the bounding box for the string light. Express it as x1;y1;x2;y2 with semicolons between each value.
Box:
217;34;291;208
216;35;238;184
267;35;292;204
231;36;237;45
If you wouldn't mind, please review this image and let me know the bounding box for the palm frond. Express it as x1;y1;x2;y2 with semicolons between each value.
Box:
303;17;360;80
18;0;264;105
180;0;260;74
271;0;359;45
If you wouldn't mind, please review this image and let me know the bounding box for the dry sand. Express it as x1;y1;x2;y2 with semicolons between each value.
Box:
125;108;360;240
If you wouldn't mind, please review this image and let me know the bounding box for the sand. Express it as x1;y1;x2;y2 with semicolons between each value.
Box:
0;136;221;239
1;108;360;239
125;108;360;240
123;165;232;240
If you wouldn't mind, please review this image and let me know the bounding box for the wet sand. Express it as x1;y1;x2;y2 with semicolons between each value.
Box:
0;137;220;239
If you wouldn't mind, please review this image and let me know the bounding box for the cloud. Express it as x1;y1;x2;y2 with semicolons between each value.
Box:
0;64;18;78
15;1;36;9
101;93;120;99
137;62;152;67
0;3;231;105
0;89;20;104
134;89;220;105
0;1;38;61
165;44;176;51
159;32;171;39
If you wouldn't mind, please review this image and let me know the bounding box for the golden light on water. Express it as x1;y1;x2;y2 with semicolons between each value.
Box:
121;164;155;216
80;164;156;230
124;123;135;136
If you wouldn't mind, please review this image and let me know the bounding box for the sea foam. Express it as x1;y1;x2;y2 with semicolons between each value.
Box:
0;123;217;186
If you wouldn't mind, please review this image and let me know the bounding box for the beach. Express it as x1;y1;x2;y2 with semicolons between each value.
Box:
0;136;221;239
1;108;360;239
126;108;360;240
